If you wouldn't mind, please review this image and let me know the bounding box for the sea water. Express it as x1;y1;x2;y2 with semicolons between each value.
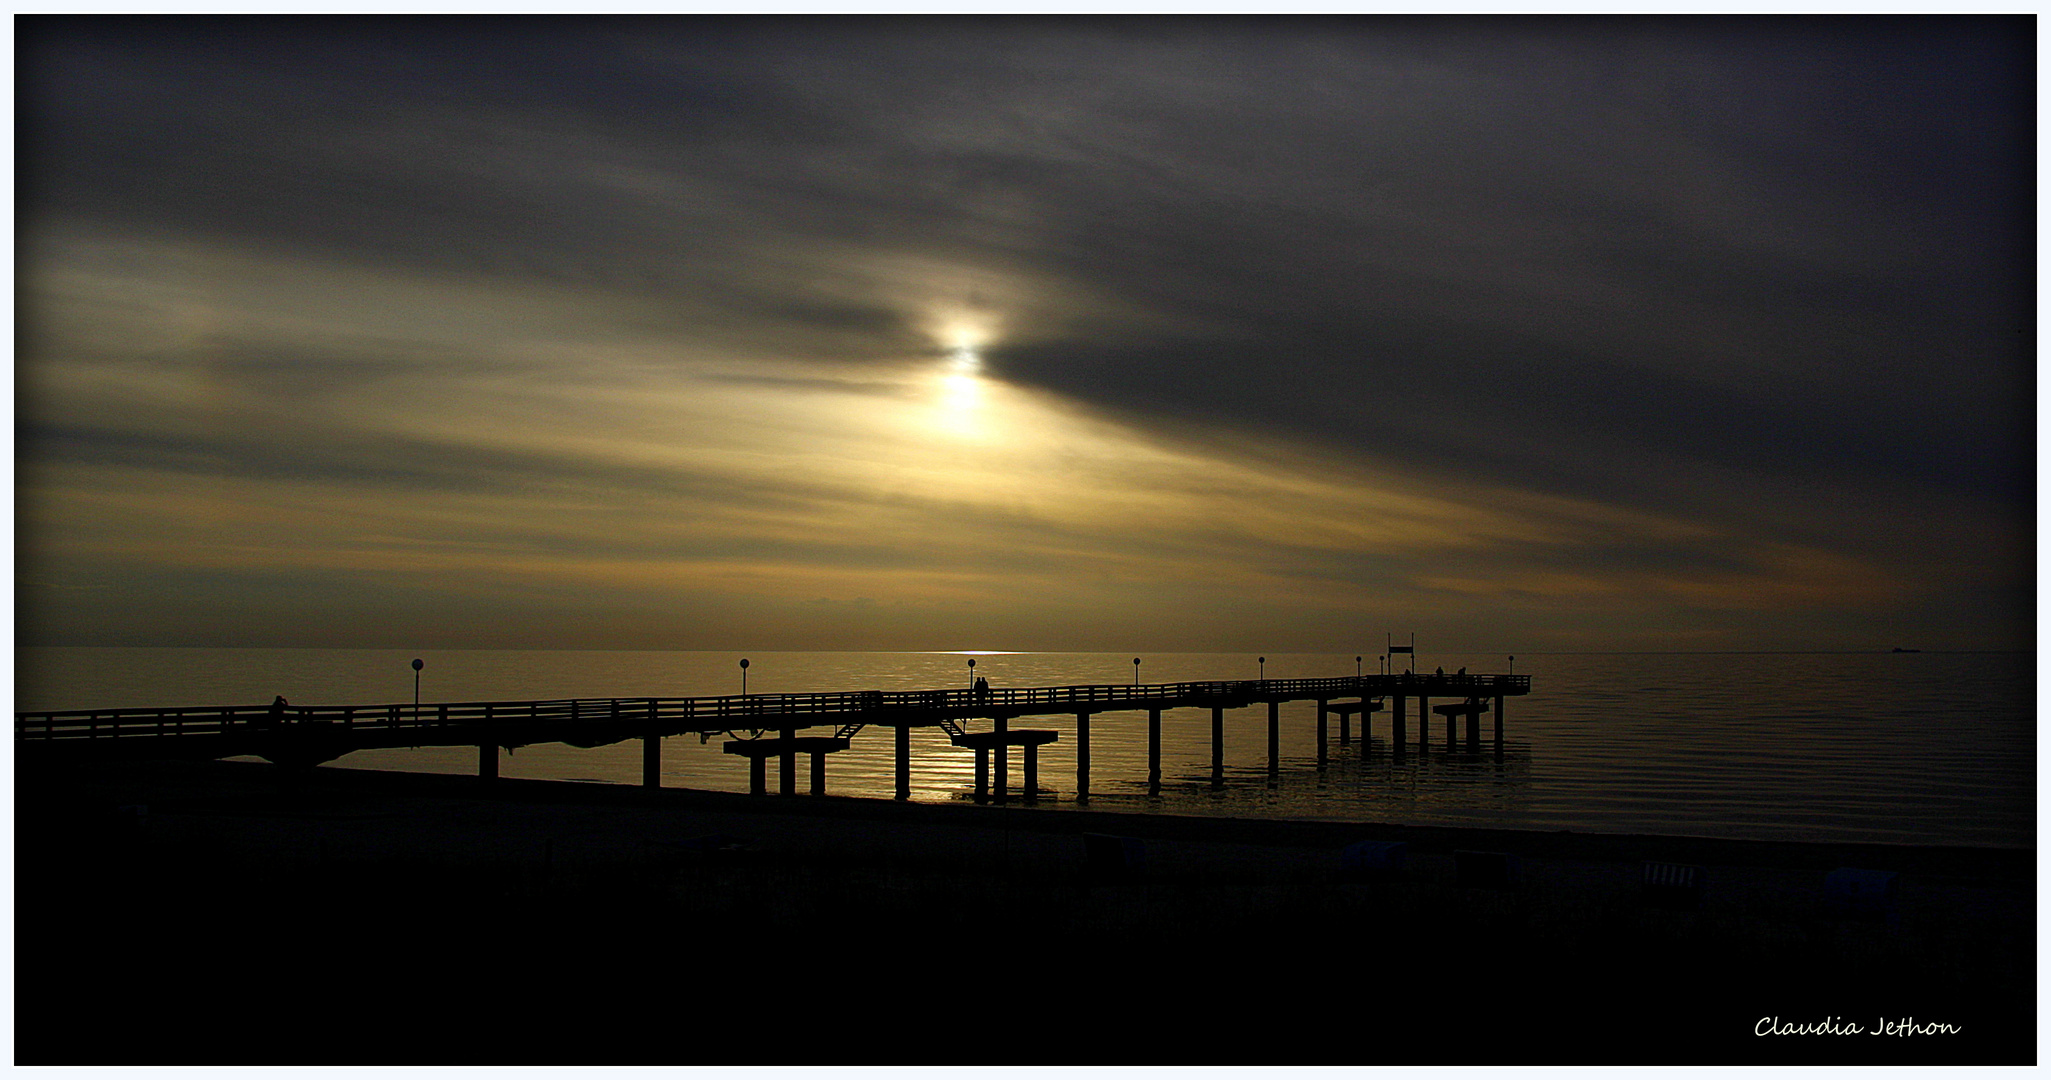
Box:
13;648;2033;848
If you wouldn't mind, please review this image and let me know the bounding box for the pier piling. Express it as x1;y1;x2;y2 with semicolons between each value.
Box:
1147;708;1161;794
1076;712;1091;801
780;726;796;796
994;716;1009;804
1268;699;1280;776
895;724;910;800
1211;706;1224;788
1316;700;1328;766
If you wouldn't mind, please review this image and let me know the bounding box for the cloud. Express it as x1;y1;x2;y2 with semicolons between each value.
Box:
17;18;2031;651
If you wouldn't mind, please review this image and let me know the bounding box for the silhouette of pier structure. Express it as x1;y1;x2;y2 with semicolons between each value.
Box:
16;672;1530;800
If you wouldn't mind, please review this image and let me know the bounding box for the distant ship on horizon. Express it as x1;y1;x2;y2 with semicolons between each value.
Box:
1892;647;1922;653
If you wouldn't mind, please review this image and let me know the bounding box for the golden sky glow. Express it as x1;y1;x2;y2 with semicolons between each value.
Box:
16;23;2029;652
22;227;1984;652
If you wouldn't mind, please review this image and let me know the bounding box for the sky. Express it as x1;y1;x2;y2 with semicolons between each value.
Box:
15;17;2034;654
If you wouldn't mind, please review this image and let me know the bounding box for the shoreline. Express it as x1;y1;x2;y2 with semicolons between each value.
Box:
41;756;2030;876
18;757;2035;1064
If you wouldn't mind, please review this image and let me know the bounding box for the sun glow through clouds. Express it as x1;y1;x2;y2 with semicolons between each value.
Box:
935;327;987;436
939;371;982;434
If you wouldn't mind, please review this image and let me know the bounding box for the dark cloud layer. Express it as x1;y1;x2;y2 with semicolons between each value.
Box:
17;17;2033;650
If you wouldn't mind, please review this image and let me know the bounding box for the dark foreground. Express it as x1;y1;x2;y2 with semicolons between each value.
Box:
17;759;2035;1064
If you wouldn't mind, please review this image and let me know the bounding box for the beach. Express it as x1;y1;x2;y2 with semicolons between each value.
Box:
17;759;2033;1065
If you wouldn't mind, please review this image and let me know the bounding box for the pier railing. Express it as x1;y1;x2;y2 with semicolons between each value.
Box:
15;672;1529;745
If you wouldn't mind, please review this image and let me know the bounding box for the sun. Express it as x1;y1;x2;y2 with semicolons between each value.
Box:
933;327;989;435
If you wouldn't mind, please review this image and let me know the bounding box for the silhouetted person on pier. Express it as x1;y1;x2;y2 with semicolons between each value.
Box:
265;695;289;728
974;676;990;704
1436;667;1444;677
1457;667;1466;677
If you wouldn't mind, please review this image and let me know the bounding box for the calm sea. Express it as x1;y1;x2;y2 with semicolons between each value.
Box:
13;648;2034;849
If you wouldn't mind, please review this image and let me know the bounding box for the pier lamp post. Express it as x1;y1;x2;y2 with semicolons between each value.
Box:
1133;657;1140;686
967;657;976;690
1258;656;1265;680
412;658;423;720
1509;655;1515;676
1356;655;1362;679
739;658;749;695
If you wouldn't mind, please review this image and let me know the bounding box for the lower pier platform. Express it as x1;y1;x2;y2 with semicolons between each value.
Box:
1322;697;1381;748
951;729;1059;802
722;736;851;795
1432;698;1502;753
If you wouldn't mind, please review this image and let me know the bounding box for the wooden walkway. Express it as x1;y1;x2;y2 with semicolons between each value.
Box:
16;672;1530;797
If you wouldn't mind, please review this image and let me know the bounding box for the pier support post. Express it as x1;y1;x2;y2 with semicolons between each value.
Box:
1339;702;1350;746
811;750;827;795
479;742;498;782
1076;712;1090;801
1393;694;1406;756
895;724;910;800
1147;708;1162;794
779;726;796;796
1211;706;1224;788
1495;696;1505;754
642;732;661;789
1316;700;1328;766
1025;743;1039;802
1466;701;1482;752
749;755;767;796
974;748;988;800
1446;704;1456;753
1268;700;1281;775
994;715;1009;804
1418;696;1430;753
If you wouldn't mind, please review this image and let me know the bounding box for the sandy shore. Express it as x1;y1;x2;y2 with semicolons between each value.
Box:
17;758;2034;1064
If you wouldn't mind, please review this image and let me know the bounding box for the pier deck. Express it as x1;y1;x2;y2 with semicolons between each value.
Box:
17;671;1530;796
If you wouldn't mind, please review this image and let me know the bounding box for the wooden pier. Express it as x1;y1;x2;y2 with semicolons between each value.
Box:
16;672;1530;800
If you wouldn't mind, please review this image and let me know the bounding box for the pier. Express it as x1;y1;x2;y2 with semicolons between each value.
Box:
16;672;1529;800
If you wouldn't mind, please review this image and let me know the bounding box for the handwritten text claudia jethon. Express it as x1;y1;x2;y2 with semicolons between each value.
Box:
1756;1016;1961;1037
